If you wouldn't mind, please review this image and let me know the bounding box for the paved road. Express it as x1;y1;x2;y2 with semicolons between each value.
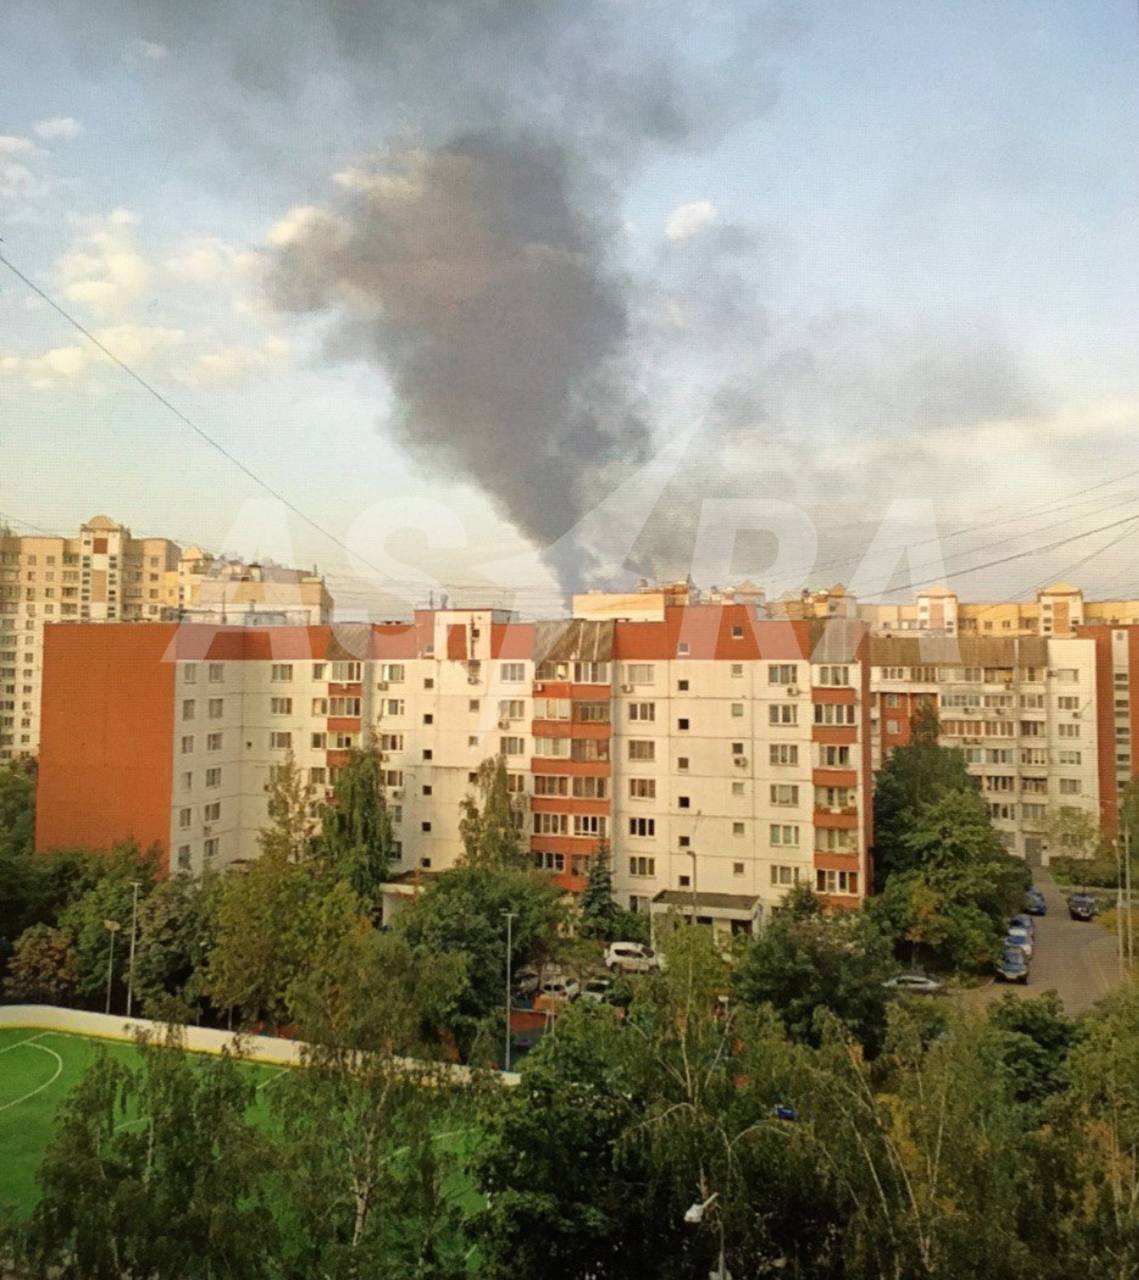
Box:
963;869;1124;1015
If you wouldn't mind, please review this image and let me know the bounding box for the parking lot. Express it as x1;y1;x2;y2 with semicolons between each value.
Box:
965;870;1124;1015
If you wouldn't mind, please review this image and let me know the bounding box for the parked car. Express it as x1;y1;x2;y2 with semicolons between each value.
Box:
1005;926;1034;959
996;946;1030;984
883;973;945;996
581;977;614;1004
537;976;580;1004
605;942;661;973
1010;913;1036;937
1068;893;1097;921
1024;890;1047;916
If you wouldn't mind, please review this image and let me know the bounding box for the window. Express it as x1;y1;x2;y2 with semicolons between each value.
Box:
770;784;799;806
379;663;404;683
818;828;856;851
1058;750;1082;765
628;856;656;877
500;662;525;683
1054;668;1078;683
731;625;744;639
500;736;525;755
816;869;858;895
270;731;292;749
677;756;689;771
769;743;798;766
813;703;856;725
1057;723;1080;739
732;781;745;796
205;767;221;788
179;808;192;829
423;713;434;725
204;838;219;861
628;739;655;761
574;814;607;838
533;697;569;720
625;663;655;684
731;663;743;678
573;776;607;798
629;817;656;838
387;699;405;716
498;699;525;720
677;679;689;691
468;735;479;747
331;697;362;716
269;697;291;715
629;777;656;799
770;865;800;886
574;661;609;683
177;846;191;872
380;733;404;751
534;736;570;758
311;662;326;680
677;718;689;731
1058;696;1080;710
1059;778;1082;795
677;641;691;656
181;735;194;754
732;862;745;877
421;821;432;833
769;704;796;725
535;775;569;796
182;699;196;721
205;698;222;720
208;663;224;683
204;802;221;822
768;664;797;685
181;770;193;793
576;701;610;722
534;813;569;836
629;702;655;722
271;663;293;682
770;824;799;846
816;665;850;686
311;732;327;749
331;661;363;682
207;732;222;751
732;821;745;836
183;664;197;684
312;697;328;715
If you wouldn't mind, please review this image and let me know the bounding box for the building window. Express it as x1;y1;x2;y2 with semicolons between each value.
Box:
269;697;291;715
732;781;745;797
731;703;744;717
629;702;656;722
733;862;745;877
500;736;525;755
677;679;689;691
177;846;191;871
629;817;655;838
271;664;293;682
628;740;655;761
379;663;404;683
731;664;744;678
768;664;797;685
817;869;858;895
678;795;690;808
770;824;799;846
270;732;292;749
732;822;745;836
816;665;850;687
629;778;656;799
332;661;363;682
181;735;194;754
770;865;799;886
421;821;432;833
204;802;221;822
677;756;689;770
500;662;525;683
625;663;655;684
731;626;744;639
208;663;224;683
813;704;856;726
677;718;689;731
769;705;796;725
770;784;799;806
183;665;197;684
629;856;656;877
769;744;798;766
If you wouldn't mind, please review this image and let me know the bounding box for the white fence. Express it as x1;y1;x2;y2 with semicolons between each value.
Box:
0;1005;520;1086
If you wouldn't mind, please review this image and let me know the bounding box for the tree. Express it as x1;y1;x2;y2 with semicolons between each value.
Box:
458;755;525;869
1045;805;1105;863
271;928;469;1278
317;740;395;911
259;749;318;863
15;1028;277;1279
873;704;977;886
396;864;564;1059
734;885;896;1053
0;758;35;861
578;841;620;939
3;924;79;1003
986;992;1079;1108
131;874;219;1021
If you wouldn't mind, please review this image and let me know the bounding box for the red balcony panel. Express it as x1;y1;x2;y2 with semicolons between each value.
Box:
812;769;858;788
812;727;857;746
814;809;859;830
328;682;362;697
812;687;856;704
530;796;611;816
531;758;611;777
327;716;361;734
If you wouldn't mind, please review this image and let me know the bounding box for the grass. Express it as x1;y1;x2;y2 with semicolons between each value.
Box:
0;1026;485;1233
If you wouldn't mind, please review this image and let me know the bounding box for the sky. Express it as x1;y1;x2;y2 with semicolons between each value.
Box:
1;0;1138;618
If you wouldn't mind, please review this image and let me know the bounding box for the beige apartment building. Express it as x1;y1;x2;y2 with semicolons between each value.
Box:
0;514;330;762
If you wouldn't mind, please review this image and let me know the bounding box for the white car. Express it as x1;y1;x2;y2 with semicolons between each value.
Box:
1005;925;1034;960
538;976;580;1003
580;977;614;1004
604;942;661;973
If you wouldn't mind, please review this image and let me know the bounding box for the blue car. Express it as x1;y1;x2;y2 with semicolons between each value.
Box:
997;947;1029;984
1025;890;1047;916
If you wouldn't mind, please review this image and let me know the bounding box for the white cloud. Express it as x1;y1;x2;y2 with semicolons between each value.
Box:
56;211;151;313
126;38;168;62
34;117;83;142
665;199;719;242
0;345;90;387
266;205;346;249
92;324;184;364
176;336;290;389
0;325;183;388
0;135;36;155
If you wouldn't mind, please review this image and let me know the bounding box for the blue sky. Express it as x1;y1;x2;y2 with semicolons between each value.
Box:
2;1;1138;613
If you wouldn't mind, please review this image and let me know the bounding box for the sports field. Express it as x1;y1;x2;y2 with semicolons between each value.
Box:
0;1025;288;1217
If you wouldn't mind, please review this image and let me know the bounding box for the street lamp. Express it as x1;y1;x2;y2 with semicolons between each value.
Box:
103;919;121;1015
683;1190;729;1279
502;910;517;1072
126;880;141;1019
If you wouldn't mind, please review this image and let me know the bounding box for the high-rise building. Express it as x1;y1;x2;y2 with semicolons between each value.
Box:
35;604;874;935
0;515;331;762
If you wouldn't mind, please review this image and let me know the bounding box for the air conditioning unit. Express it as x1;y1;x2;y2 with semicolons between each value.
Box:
468;674;480;685
380;752;389;762
621;683;635;693
390;788;403;800
203;825;213;836
377;681;389;690
498;717;511;730
733;755;748;767
787;686;800;696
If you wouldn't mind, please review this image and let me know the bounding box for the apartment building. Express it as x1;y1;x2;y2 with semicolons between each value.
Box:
0;515;330;762
35;605;874;932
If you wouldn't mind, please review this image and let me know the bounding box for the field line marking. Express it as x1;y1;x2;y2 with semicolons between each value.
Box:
0;1033;46;1055
0;1041;64;1114
256;1068;288;1092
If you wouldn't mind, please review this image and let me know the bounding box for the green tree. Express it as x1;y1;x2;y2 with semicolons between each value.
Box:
986;992;1079;1108
1044;805;1105;863
578;840;619;939
131;874;219;1021
458;755;525;869
259;749;317;862
396;864;563;1059
0;758;35;860
16;1028;276;1279
873;703;977;886
317;740;395;911
3;923;79;1003
734;884;897;1053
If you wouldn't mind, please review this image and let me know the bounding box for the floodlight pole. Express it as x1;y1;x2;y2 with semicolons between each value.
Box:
103;921;121;1015
502;910;517;1072
126;880;141;1019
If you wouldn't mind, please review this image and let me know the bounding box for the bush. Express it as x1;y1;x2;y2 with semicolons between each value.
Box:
1050;854;1121;889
